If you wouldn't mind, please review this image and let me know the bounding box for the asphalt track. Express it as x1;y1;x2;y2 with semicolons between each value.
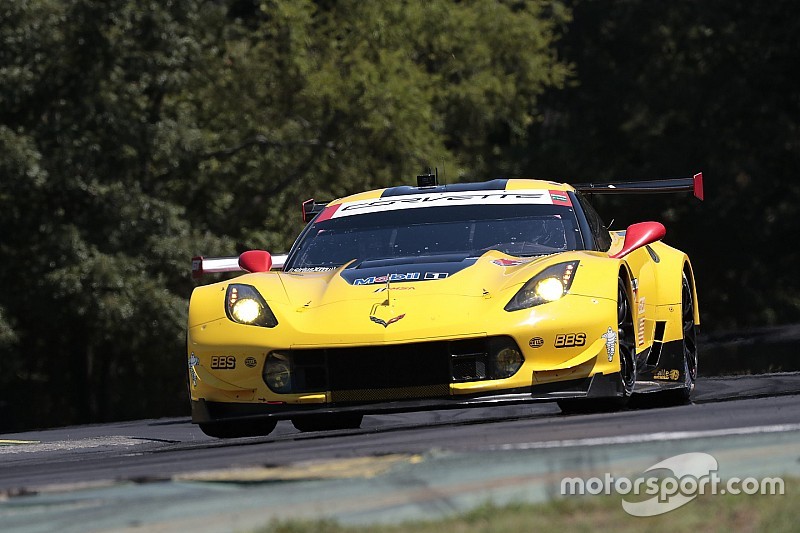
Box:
1;373;799;532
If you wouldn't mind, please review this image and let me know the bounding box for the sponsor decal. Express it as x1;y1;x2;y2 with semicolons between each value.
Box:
638;318;646;346
637;297;646;346
554;333;587;348
491;258;531;267
424;272;449;280
654;369;681;381
245;356;258;368
529;337;544;348
354;272;421;285
325;190;553;219
188;353;199;387
374;286;416;292
210;355;236;370
601;327;617;361
549;190;572;206
287;266;336;273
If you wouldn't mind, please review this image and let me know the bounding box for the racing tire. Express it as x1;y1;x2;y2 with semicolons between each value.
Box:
658;272;698;405
679;272;699;397
199;419;277;438
617;276;638;398
558;277;636;414
291;414;363;432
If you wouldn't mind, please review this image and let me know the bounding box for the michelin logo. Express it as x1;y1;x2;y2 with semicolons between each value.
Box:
602;326;617;362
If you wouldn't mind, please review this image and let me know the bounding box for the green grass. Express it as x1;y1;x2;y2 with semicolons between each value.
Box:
253;477;797;533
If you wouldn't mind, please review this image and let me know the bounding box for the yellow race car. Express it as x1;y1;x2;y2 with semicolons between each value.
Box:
188;173;703;437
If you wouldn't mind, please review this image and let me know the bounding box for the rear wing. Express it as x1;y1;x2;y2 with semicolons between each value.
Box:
191;253;287;279
574;172;704;201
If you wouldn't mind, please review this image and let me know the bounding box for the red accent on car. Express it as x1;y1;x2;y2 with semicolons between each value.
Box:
693;172;704;201
315;204;340;223
301;199;314;222
238;250;273;273
610;222;666;259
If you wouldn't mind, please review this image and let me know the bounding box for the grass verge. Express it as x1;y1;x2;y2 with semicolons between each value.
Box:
253;476;797;533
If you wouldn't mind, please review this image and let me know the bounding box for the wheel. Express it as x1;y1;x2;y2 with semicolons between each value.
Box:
617;277;637;398
670;272;698;402
291;414;363;432
640;272;699;408
558;277;636;414
198;419;277;438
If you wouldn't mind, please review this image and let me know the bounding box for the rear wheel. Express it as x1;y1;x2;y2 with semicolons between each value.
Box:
645;272;699;407
558;277;636;414
667;273;698;403
291;414;363;432
199;419;277;438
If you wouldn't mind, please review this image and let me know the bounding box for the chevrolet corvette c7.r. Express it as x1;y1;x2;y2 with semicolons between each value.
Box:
187;173;703;437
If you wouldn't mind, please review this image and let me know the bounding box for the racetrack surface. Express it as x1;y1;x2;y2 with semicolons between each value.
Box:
1;373;799;532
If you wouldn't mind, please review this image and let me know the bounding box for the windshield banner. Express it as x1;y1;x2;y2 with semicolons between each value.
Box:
317;190;565;221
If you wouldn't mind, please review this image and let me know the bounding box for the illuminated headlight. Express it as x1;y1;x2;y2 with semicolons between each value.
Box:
264;352;292;393
225;284;278;327
491;346;524;378
504;261;579;312
232;299;261;323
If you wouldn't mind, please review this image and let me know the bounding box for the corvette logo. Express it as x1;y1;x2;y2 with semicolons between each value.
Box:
369;314;406;327
369;302;406;328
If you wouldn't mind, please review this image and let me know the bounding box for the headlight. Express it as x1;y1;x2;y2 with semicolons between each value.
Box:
264;352;292;393
225;284;278;327
504;261;579;311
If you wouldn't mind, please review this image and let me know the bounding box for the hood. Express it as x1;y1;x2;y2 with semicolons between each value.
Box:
247;251;568;345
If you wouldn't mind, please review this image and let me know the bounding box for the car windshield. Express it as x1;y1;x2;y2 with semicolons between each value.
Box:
287;201;583;270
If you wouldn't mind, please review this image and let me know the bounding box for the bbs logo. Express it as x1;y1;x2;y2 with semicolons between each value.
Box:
211;355;236;369
554;333;586;348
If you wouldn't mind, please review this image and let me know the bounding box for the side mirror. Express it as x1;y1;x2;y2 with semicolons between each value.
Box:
609;222;666;259
238;250;273;273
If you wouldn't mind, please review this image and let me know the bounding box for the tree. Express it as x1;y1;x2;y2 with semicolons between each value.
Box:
0;0;226;428
527;0;800;329
0;0;571;430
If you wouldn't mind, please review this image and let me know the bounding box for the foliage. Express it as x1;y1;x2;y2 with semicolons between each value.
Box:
0;0;569;430
527;0;800;329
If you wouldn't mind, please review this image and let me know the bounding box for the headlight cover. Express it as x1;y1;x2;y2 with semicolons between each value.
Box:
264;352;292;393
504;261;579;311
490;339;524;378
225;284;278;327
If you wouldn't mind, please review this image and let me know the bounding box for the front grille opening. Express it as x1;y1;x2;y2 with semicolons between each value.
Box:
450;338;490;381
291;351;327;392
326;343;451;390
271;336;520;398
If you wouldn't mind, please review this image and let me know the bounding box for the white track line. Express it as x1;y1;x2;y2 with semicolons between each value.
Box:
489;423;800;451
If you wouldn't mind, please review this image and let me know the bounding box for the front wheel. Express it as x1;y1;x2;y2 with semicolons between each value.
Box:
617;277;637;398
558;278;636;414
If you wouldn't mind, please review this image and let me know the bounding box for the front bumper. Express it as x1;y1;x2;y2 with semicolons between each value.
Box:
190;372;624;423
